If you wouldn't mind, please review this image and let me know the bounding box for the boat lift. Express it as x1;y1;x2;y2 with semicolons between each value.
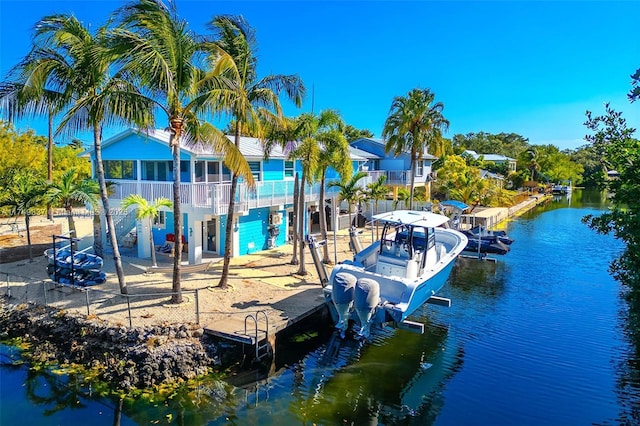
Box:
306;227;452;336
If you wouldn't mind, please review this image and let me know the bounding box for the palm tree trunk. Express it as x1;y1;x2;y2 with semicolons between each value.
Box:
290;173;299;265
66;205;77;250
296;170;307;275
47;111;53;221
93;210;103;257
170;128;183;303
149;217;158;267
219;125;242;289
409;153;417;210
25;213;33;262
319;171;330;263
94;123;127;295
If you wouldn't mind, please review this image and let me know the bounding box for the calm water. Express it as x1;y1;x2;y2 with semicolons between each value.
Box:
2;190;639;425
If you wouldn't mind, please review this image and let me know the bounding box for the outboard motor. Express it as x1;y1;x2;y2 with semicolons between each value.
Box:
354;278;380;339
332;272;357;336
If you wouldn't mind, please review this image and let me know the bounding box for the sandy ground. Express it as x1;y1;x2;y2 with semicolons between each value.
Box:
0;216;375;333
0;196;545;333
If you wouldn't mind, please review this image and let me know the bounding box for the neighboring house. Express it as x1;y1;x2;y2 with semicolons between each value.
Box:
480;169;505;188
85;128;357;263
350;137;437;198
462;150;517;172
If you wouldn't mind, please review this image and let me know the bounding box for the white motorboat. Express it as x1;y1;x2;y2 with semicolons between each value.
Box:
308;210;468;338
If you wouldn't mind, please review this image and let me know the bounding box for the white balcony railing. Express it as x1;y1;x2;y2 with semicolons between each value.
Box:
110;179;342;216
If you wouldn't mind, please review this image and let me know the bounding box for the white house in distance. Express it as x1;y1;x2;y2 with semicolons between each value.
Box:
462;150;517;173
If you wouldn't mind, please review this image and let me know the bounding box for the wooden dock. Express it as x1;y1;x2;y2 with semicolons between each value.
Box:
202;287;327;360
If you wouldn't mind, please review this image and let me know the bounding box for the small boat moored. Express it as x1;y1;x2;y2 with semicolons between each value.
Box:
308;210;468;339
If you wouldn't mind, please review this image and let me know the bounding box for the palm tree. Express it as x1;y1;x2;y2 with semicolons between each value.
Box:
6;14;156;295
393;187;411;210
313;113;352;263
0;47;71;221
45;168;100;249
289;134;319;275
206;14;304;287
329;171;368;230
382;88;449;209
0;170;48;262
367;175;388;239
111;1;252;301
525;147;540;182
121;194;172;268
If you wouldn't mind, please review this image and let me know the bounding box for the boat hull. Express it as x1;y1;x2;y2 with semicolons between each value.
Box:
323;221;467;336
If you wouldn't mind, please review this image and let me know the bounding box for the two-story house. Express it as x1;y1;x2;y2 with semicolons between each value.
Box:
350;137;437;200
86;128;372;264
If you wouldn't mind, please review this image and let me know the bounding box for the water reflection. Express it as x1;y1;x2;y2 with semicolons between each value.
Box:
5;190;640;425
233;318;461;425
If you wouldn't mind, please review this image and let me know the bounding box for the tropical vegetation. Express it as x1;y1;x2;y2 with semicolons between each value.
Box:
383;88;449;209
582;102;640;293
121;195;172;268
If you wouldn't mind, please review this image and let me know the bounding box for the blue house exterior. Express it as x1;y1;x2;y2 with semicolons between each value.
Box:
350;137;437;198
87;129;364;263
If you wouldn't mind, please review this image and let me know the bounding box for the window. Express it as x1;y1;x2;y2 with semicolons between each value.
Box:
195;161;205;182
415;160;424;177
284;160;294;178
153;211;166;228
104;160;136;179
141;161;169;181
248;161;261;181
222;164;231;182
207;162;219;182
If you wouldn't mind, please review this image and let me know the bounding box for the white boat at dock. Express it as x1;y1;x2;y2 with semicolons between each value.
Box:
308;210;468;339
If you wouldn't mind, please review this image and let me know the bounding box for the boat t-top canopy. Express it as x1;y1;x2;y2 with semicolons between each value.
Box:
439;200;469;211
372;210;450;228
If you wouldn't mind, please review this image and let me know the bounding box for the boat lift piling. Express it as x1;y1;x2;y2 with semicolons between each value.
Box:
306;235;329;288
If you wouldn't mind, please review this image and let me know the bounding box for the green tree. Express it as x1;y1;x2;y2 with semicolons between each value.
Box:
206;14;304;287
582;103;640;290
393;187;411;209
121;194;172;268
0;122;46;186
0;170;48;261
452;132;530;159
344;124;374;142
111;1;250;300
289;132;320;275
436;155;490;210
0;43;72;222
383;88;449;209
570;144;601;188
329;171;368;230
366;175;388;239
9;13;155;295
307;110;352;264
45;168;100;247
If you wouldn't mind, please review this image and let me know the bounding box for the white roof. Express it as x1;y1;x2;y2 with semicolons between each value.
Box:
372;210;450;228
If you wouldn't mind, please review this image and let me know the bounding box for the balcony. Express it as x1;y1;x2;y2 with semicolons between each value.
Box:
110;179;342;216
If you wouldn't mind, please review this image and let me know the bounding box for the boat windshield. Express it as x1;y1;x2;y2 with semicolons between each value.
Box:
380;223;434;259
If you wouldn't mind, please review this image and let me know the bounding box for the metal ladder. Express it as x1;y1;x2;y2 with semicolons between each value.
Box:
244;310;270;361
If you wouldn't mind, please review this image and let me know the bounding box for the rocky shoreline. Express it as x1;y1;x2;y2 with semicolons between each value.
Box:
0;299;227;391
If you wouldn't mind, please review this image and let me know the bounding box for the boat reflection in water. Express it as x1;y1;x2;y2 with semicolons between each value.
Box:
236;313;462;425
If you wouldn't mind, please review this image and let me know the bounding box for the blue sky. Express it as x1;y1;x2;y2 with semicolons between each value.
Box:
1;0;639;150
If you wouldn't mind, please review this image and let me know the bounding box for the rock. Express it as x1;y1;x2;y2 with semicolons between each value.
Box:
0;300;221;391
